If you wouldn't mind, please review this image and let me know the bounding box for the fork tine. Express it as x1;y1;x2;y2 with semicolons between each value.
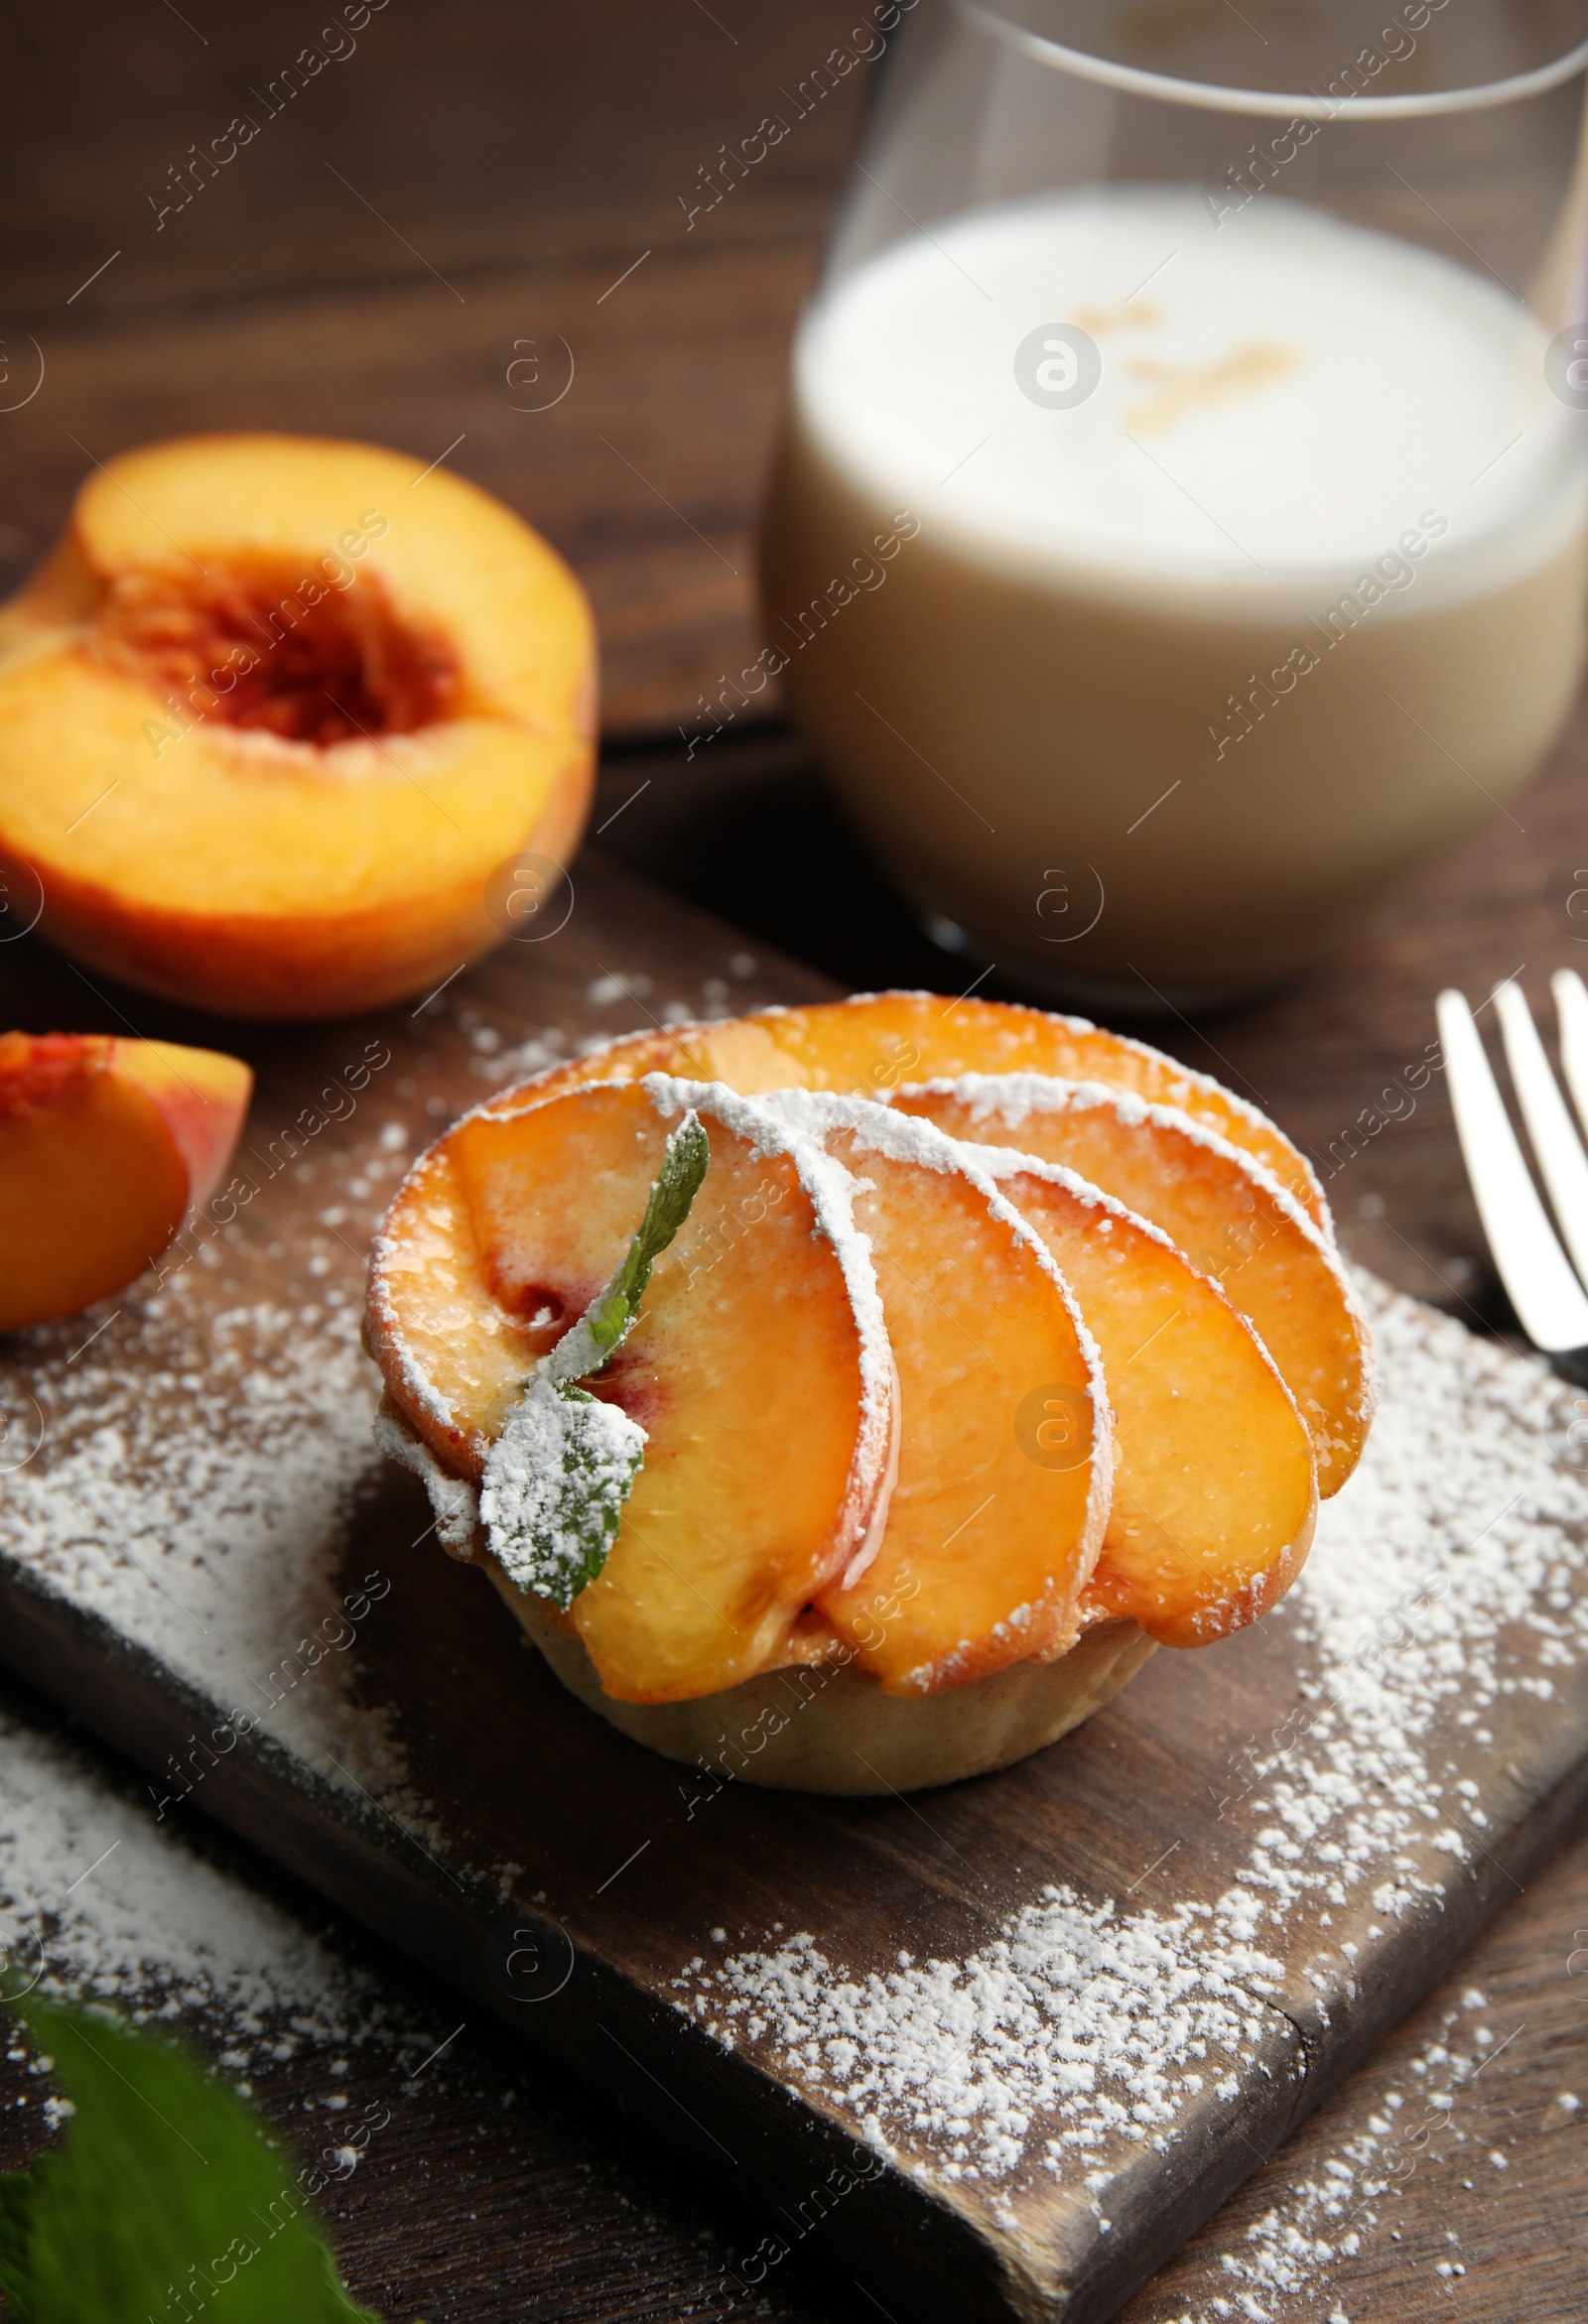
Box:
1436;987;1588;1354
1494;979;1588;1290
1552;968;1588;1137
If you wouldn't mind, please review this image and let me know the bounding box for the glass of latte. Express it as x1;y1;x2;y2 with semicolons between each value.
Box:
758;0;1588;1009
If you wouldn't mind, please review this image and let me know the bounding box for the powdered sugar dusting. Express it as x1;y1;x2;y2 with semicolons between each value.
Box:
756;1084;1118;1587
642;1076;899;1566
679;1890;1288;2182
0;1115;420;1820
897;1074;1325;1255
1153;1985;1504;2320
675;1278;1588;2244
4;985;1583;2318
481;1374;646;1604
372;1406;476;1553
0;1697;402;2048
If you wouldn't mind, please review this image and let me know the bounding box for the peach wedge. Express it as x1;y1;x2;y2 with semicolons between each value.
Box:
963;1146;1317;1645
0;1031;251;1332
0;433;596;1019
893;1074;1374;1497
487;991;1325;1226
368;1079;893;1704
760;1093;1112;1695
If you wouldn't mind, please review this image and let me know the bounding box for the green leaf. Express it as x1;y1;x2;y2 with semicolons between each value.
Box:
0;2169;37;2319
482;1109;710;1608
546;1109;711;1384
0;1996;380;2323
481;1377;647;1610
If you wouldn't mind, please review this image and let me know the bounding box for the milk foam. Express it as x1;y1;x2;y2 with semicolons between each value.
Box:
796;189;1584;610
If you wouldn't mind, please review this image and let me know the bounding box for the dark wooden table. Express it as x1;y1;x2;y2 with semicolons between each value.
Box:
2;4;1586;2317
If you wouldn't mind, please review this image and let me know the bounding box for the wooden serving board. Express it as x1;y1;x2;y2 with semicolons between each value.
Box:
4;851;1588;2324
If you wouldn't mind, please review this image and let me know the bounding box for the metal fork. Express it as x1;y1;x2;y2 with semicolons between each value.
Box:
1438;969;1588;1385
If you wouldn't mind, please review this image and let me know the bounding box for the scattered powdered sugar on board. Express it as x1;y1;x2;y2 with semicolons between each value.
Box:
679;1889;1287;2181
1237;1281;1588;1941
0;1694;403;2050
447;953;765;1091
1;1272;400;1786
1151;1984;1512;2319
674;1280;1588;2220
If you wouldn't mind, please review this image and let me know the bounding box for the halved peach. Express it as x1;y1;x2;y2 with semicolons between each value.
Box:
749;1094;1112;1695
368;1079;893;1704
0;1031;251;1331
893;1075;1374;1496
486;991;1325;1227
0;433;596;1019
964;1148;1316;1645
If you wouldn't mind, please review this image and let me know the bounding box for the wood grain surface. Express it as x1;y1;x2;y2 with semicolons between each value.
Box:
3;0;1588;2316
0;1634;1584;2324
2;847;1588;2324
0;0;870;735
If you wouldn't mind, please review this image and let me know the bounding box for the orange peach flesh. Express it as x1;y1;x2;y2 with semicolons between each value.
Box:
94;560;463;747
895;1080;1372;1498
372;1001;1354;1698
991;1167;1316;1647
809;1133;1108;1696
0;1032;250;1332
483;992;1326;1227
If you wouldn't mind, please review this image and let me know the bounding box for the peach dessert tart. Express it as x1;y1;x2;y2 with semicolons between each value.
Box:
0;432;595;1019
368;993;1375;1792
0;1030;250;1332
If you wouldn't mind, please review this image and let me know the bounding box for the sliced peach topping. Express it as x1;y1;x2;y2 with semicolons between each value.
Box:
757;1095;1111;1695
964;1150;1317;1646
368;1080;893;1705
366;997;1369;1753
484;991;1325;1227
894;1075;1374;1497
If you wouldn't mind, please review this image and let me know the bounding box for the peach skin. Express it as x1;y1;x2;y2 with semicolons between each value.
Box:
0;1031;252;1332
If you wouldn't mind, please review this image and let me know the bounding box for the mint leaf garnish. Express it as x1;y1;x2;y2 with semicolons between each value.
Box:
545;1109;710;1386
482;1111;709;1609
0;1995;380;2322
481;1378;647;1610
